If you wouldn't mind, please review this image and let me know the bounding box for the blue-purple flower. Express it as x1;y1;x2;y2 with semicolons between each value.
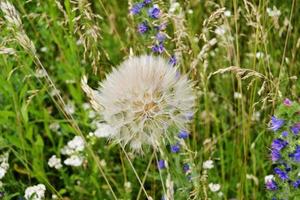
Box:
148;6;160;18
144;0;152;4
270;116;285;131
274;168;289;181
178;130;189;139
156;32;166;42
131;3;144;15
271;138;288;151
266;180;278;191
290;146;300;162
170;144;180;153
282;131;288;137
271;149;281;162
157;159;166;169
183;163;190;173
291;123;300;135
293;179;300;188
138;22;149;34
152;43;164;53
169;55;177;66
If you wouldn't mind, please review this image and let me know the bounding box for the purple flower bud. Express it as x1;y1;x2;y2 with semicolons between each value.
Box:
283;98;292;106
156;32;166;42
157;159;166;169
130;3;144;15
266;180;278;190
293;179;300;188
170;144;180;153
183;163;190;173
282;131;288;137
178;130;189;139
290;146;300;162
270;116;284;131
169;55;177;66
274;167;289;181
271;149;281;162
291;123;300;135
144;0;152;4
148;6;160;18
152;43;164;53
138;22;149;34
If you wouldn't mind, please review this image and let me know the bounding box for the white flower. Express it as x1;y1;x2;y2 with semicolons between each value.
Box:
234;92;242;99
24;184;46;200
203;160;214;169
35;69;47;78
48;155;62;169
67;136;85;152
256;52;264;59
208;183;221;192
64;155;84;167
94;123;115;138
64;101;75;115
49;122;60;132
224;10;231;17
0;152;9;179
264;175;274;183
215;26;226;36
267;6;281;17
82;55;196;151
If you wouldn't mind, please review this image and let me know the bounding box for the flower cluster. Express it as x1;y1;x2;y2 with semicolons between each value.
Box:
60;136;85;167
266;98;300;199
130;1;177;65
24;184;46;200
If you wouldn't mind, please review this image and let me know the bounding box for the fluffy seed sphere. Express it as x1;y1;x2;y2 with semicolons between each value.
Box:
82;55;196;151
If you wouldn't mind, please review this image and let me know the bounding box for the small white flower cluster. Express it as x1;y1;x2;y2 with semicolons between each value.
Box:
83;102;97;119
64;101;75;115
267;6;281;17
24;184;46;200
47;155;62;169
61;136;85;167
203;160;214;169
0;152;9;179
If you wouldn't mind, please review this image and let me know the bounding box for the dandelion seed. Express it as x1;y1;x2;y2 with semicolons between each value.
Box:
24;184;46;200
265;175;274;183
82;55;195;151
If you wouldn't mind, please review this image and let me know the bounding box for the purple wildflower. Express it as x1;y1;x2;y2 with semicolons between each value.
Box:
271;138;288;151
271;149;281;162
270;116;285;131
156;32;166;42
183;163;190;173
169;55;177;66
170;144;180;153
274;167;289;181
290;146;300;162
130;3;144;15
283;98;292;106
157;159;166;169
293;179;300;188
266;180;278;191
178;130;189;139
143;0;152;4
152;43;164;53
148;6;160;18
282;131;288;137
291;123;300;135
138;22;149;34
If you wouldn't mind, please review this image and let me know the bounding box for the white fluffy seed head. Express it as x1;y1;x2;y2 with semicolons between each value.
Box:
82;55;196;152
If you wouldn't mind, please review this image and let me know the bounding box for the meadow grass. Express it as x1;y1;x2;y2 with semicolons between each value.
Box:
0;0;299;199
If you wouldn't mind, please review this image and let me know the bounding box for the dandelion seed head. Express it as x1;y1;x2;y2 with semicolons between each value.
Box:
82;55;195;151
